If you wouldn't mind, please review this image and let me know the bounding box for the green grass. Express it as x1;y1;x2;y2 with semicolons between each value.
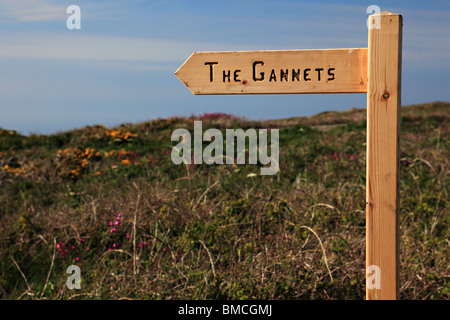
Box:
0;102;448;300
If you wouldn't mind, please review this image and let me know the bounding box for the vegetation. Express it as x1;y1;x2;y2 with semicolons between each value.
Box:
0;102;448;300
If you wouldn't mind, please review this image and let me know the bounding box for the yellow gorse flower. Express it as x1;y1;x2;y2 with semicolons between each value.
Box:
105;130;138;141
56;147;102;179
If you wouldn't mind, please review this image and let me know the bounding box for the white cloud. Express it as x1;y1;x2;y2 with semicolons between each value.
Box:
0;0;67;22
0;32;262;64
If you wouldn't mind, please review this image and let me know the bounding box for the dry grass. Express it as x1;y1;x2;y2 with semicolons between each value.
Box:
0;102;448;300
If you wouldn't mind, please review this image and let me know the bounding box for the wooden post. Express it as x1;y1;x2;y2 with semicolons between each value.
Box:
366;12;402;300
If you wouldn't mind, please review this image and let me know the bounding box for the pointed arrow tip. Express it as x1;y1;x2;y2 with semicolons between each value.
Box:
174;63;186;82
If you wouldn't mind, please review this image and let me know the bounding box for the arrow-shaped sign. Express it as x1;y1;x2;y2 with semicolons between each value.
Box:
175;48;367;95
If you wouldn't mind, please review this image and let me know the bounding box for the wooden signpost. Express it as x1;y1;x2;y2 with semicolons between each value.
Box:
175;49;368;95
175;12;402;300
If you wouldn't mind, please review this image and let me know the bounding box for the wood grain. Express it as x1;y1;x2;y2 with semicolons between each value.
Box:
175;48;368;95
366;12;402;300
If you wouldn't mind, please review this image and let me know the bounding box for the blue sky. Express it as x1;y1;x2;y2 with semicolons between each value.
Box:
0;0;449;134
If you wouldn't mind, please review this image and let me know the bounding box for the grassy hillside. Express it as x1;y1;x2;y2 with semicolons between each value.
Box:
0;101;448;300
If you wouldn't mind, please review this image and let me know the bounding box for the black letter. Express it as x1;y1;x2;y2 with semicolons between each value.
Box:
269;69;277;82
280;69;288;81
315;68;324;81
253;61;265;81
234;70;241;82
292;69;300;81
223;70;231;82
327;68;335;81
304;68;311;81
204;62;218;82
